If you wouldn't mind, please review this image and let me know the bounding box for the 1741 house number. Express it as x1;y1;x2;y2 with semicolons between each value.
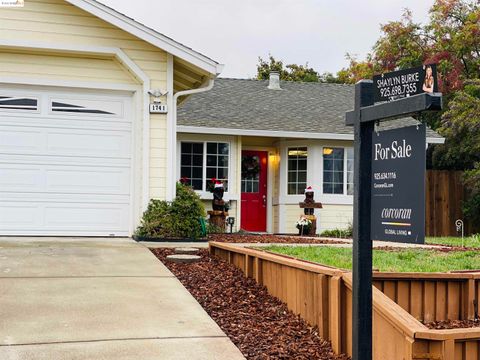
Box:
149;103;168;114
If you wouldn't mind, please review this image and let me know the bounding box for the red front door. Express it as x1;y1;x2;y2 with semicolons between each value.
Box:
241;150;268;232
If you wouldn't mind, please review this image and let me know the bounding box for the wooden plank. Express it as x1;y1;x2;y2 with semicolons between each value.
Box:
443;339;455;360
329;276;342;354
447;281;461;320
305;271;315;325
372;280;384;291
410;281;424;321
316;274;329;339
465;341;478;360
436;282;447;321
397;281;411;312
424;281;436;323
383;281;397;302
416;327;480;341
286;266;297;314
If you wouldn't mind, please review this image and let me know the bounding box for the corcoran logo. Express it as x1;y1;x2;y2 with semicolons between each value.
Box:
0;0;24;7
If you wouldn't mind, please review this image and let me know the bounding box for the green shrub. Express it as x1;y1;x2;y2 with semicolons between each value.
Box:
206;223;225;234
135;183;206;239
321;223;353;238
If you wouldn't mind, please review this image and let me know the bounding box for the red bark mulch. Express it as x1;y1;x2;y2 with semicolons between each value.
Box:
208;233;347;244
424;319;480;329
151;248;349;360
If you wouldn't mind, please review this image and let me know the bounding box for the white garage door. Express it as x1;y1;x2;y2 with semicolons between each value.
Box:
0;87;133;236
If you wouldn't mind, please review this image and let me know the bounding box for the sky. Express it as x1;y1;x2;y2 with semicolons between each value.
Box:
100;0;434;79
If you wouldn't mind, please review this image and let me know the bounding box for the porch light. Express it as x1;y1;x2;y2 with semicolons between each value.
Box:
323;148;334;156
288;150;307;157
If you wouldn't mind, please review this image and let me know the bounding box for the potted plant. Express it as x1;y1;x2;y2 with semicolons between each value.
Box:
295;216;312;236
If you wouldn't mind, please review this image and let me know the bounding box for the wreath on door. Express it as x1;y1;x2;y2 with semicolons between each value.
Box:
242;155;261;178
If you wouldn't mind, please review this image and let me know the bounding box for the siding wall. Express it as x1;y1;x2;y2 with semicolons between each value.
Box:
0;0;169;206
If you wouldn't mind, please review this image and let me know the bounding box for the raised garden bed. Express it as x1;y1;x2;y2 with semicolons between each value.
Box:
263;245;480;272
210;241;480;360
151;248;349;360
425;319;480;329
208;233;346;244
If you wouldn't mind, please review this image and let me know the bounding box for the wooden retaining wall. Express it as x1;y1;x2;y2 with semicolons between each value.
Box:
372;272;480;323
210;242;480;360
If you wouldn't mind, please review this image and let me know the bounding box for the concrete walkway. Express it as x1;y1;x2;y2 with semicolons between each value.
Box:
0;237;244;360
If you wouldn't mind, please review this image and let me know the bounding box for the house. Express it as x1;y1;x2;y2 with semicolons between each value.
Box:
0;0;223;236
177;74;444;234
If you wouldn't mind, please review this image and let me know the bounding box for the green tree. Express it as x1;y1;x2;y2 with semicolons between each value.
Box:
435;81;480;222
256;55;320;82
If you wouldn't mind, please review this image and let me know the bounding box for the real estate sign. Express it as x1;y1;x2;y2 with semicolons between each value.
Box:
373;64;438;103
371;124;426;244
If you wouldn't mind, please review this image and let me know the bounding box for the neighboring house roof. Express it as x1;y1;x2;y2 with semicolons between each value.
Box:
177;78;444;143
65;0;223;75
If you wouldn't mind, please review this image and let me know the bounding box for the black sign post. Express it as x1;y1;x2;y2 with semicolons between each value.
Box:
346;66;442;360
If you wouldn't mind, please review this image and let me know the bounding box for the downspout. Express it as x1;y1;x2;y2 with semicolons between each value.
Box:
166;77;215;201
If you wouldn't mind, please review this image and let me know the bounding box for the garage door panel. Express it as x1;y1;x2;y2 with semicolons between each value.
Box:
0;88;133;236
0;154;131;167
0;205;41;227
0;128;44;152
47;130;131;158
0;125;131;158
44;205;129;230
0;193;130;204
0;166;41;191
46;168;130;194
0;202;129;234
0;165;130;195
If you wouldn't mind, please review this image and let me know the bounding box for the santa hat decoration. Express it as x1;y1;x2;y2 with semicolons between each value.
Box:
304;186;314;193
214;181;224;189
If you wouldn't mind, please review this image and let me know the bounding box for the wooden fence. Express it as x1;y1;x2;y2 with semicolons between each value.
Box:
210;242;480;360
426;170;478;236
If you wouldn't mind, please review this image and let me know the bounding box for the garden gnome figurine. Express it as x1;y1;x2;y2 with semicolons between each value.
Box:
212;181;225;211
299;186;323;236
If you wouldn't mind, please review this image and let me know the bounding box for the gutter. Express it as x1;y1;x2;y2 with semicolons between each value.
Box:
166;78;216;201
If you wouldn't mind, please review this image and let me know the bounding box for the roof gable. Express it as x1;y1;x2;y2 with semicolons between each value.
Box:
65;0;223;76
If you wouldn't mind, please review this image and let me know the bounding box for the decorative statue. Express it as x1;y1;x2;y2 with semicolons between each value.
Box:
298;186;323;236
212;181;226;211
303;186;315;215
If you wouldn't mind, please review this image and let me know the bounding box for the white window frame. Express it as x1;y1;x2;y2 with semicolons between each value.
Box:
321;146;354;196
179;140;232;197
286;146;308;196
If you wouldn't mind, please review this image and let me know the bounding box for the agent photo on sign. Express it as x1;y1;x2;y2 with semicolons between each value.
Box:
422;65;435;93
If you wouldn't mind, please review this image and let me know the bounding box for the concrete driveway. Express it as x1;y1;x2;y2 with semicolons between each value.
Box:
0;237;244;360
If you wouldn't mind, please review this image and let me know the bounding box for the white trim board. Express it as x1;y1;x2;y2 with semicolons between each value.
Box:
65;0;223;75
177;125;444;144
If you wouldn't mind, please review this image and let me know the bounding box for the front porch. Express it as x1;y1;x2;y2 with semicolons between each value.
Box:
177;133;354;234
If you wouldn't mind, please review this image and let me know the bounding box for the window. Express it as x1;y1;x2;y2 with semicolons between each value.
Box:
180;142;204;190
323;147;354;195
346;148;354;195
241;155;260;193
0;96;38;111
50;98;122;115
287;147;307;195
180;142;229;192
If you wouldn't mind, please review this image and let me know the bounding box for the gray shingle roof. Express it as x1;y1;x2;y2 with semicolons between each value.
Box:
177;78;442;139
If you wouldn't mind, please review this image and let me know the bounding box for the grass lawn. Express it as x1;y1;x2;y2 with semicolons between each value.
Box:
426;236;480;248
264;245;480;272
